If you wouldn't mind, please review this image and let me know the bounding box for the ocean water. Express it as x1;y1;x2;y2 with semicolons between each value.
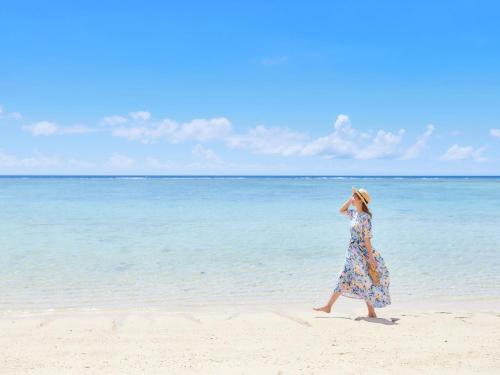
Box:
1;176;499;312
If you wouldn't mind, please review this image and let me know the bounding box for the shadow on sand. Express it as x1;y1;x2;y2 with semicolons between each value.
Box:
314;315;400;325
354;316;400;325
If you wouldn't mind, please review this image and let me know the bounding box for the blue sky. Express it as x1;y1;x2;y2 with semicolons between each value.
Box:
1;0;499;175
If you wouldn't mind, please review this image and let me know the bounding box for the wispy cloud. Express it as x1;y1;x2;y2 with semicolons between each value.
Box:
143;155;288;173
22;121;94;136
490;128;500;139
401;124;435;159
23;121;58;135
18;110;489;168
176;118;232;142
108;112;419;160
355;129;406;159
440;144;488;162
129;111;151;122
101;115;128;126
144;157;177;170
100;111;151;126
111;117;232;144
226;125;307;156
293;115;405;159
192;144;222;163
0;150;94;169
105;153;137;169
0;105;23;120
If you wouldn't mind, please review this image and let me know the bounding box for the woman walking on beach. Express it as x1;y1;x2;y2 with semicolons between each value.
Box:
314;187;391;318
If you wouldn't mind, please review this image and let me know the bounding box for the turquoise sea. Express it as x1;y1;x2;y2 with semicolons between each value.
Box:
1;176;499;312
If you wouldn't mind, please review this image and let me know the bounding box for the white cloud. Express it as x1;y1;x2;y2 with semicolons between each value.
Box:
8;112;23;120
129;111;151;122
108;112;406;159
490;129;500;139
401;124;435;159
0;150;302;173
294;115;405;159
223;114;407;159
226;125;307;156
18;113;406;161
145;157;178;170
112;127;149;142
0;150;94;169
440;144;488;162
192;144;222;163
101;115;128;126
22;121;94;136
101;111;150;126
300;134;355;157
143;155;292;173
111;117;232;144
176;118;232;142
12;110;458;168
302;114;359;156
356;129;406;159
111;119;178;143
105;153;137;169
0;105;22;120
23;121;58;136
334;114;354;134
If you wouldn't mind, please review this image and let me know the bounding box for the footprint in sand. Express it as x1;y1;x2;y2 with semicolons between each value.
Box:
38;316;58;328
226;313;240;320
111;315;128;332
182;313;202;324
454;316;472;324
273;311;311;327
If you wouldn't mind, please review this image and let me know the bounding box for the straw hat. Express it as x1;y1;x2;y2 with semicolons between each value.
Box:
352;187;371;205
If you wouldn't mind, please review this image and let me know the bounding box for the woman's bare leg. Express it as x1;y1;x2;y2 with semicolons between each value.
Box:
313;291;341;313
366;301;377;318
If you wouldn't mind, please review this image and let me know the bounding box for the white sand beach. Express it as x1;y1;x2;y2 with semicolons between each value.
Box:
2;302;499;375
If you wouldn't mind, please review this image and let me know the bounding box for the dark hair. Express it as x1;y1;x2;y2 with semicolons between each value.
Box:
361;202;372;218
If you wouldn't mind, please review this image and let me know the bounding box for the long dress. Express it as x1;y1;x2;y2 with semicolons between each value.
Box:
333;208;391;308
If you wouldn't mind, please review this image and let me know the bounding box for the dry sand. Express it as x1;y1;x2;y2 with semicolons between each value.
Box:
1;302;499;375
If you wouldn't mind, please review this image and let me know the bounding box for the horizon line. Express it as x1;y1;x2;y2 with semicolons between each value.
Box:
1;174;499;178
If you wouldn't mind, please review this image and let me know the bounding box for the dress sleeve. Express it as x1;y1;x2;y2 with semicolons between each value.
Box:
361;214;373;239
342;208;355;219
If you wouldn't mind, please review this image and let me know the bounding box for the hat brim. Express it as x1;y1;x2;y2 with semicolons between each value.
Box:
351;187;369;205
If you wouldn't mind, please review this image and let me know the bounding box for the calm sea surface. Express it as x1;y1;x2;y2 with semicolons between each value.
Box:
1;176;499;312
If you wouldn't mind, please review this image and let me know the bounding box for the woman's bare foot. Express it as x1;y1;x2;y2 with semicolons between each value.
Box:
313;305;332;313
368;312;377;318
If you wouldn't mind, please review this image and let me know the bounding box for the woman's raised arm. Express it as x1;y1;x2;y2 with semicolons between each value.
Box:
339;196;353;215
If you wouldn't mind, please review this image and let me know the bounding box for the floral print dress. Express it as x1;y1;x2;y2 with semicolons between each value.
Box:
333;208;391;308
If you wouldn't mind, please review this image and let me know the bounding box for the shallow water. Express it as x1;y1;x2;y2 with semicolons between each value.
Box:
1;176;499;311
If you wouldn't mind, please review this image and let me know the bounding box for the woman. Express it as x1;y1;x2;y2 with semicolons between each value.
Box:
314;187;391;318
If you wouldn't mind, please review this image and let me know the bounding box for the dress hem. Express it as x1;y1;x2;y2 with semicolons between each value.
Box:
334;288;392;308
